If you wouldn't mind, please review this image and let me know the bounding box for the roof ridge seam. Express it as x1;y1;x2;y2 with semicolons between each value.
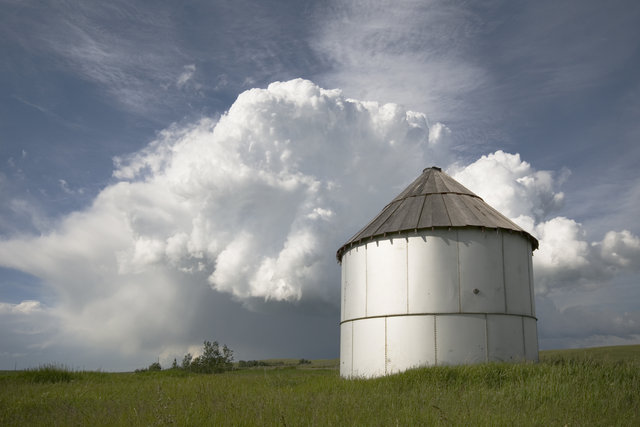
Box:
440;193;452;225
415;192;428;229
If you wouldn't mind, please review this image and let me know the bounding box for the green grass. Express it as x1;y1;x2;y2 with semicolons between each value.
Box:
237;358;340;369
1;345;639;426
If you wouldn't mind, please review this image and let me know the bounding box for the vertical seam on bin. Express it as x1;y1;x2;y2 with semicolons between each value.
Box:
485;314;489;362
341;256;344;323
502;232;508;313
406;237;409;314
527;245;534;316
521;316;526;360
434;315;438;366
365;243;368;317
351;321;354;376
457;230;462;313
384;317;388;375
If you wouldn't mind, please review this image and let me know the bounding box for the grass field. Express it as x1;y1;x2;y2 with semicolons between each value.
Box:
1;345;639;426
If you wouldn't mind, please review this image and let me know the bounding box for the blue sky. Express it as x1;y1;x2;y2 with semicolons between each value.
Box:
1;0;639;371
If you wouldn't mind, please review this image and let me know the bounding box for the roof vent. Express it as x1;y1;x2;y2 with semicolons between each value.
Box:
423;166;442;173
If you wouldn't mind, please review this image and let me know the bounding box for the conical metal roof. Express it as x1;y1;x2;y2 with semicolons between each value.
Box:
336;166;538;262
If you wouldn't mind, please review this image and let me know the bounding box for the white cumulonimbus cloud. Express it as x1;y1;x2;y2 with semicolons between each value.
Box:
0;79;638;363
108;79;453;302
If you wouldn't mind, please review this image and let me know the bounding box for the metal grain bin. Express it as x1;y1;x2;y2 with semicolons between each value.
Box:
337;167;539;378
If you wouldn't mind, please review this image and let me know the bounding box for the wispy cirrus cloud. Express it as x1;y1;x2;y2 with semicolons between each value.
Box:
2;1;212;117
1;0;321;119
488;1;640;103
311;0;490;127
176;64;197;89
40;2;187;115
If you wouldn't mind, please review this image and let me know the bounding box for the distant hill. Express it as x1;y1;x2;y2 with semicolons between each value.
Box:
540;344;640;363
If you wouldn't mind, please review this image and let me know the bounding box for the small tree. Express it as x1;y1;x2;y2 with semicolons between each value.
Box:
222;345;233;370
175;341;233;374
148;361;161;371
186;340;234;374
182;353;193;370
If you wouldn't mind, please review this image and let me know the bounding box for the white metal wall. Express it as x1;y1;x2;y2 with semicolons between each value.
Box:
340;228;538;378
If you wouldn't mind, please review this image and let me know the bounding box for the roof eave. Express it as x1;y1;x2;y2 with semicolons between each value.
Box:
336;225;539;263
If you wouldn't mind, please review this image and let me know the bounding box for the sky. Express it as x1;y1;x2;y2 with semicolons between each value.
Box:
1;0;639;371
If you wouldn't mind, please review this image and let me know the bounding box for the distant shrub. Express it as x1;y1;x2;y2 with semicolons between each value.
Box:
20;364;77;383
238;360;268;368
135;361;162;373
298;359;312;365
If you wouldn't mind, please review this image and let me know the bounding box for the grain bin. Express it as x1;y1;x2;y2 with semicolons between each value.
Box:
336;167;539;378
